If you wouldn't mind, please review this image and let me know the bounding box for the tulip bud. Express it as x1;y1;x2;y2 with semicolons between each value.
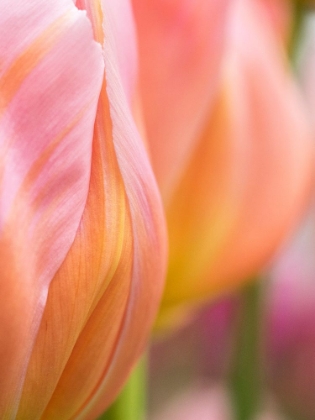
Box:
133;0;314;328
0;0;166;418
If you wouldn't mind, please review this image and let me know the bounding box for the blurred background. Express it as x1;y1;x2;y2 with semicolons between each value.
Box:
148;205;315;420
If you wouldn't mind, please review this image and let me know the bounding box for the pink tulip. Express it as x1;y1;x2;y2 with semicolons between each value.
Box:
0;1;166;418
133;0;314;328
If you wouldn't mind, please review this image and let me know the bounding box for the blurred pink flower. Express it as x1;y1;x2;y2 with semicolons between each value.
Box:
150;385;233;420
150;383;286;420
266;209;315;419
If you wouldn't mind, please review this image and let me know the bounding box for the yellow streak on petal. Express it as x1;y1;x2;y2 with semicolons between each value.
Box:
85;0;104;45
159;80;248;311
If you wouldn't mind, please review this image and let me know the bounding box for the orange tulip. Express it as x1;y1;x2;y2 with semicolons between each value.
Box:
0;0;166;418
133;0;314;328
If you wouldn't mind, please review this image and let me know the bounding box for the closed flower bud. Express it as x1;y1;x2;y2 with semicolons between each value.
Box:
0;0;167;418
133;0;314;328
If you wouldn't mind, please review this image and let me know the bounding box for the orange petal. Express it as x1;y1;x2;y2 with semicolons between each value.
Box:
0;0;103;416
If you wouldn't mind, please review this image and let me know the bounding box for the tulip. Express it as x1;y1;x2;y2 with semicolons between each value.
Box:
0;0;166;419
133;0;314;328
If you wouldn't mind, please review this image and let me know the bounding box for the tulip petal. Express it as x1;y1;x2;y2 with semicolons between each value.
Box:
0;0;104;416
159;0;313;317
76;0;138;103
159;75;251;318
212;0;314;290
132;0;233;198
15;1;166;418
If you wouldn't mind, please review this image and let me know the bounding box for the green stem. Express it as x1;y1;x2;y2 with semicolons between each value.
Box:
289;0;307;65
230;280;263;420
98;355;147;420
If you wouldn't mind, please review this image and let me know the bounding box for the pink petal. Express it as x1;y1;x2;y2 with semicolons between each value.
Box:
76;0;138;103
212;0;314;288
0;0;103;416
132;0;233;199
